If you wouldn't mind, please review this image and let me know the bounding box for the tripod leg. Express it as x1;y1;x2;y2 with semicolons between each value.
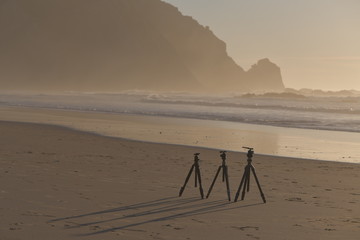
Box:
179;164;195;197
195;165;204;199
241;166;250;200
195;167;198;187
250;166;266;203
234;167;247;202
222;166;225;182
206;166;222;198
246;165;251;192
224;165;231;201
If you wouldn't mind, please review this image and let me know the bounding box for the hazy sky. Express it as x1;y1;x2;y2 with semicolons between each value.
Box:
164;0;360;90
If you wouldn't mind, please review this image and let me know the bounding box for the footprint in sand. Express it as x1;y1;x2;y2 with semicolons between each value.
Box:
246;233;260;239
9;222;23;230
231;226;259;231
191;218;205;223
9;227;20;230
89;225;102;231
324;228;336;231
285;197;304;202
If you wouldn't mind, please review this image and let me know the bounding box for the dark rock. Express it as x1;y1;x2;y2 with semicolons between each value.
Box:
246;58;284;91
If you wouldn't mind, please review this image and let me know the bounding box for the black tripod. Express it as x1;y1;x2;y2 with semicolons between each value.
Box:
206;151;231;201
234;147;266;203
179;153;204;199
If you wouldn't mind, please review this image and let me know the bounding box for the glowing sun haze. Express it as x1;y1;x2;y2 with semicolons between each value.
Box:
164;0;360;91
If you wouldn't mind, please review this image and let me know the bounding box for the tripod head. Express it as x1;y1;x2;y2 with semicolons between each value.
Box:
220;151;227;161
194;153;200;162
243;146;254;159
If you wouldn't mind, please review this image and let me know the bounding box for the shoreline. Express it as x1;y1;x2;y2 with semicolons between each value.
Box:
0;119;355;166
1;120;359;239
0;105;360;163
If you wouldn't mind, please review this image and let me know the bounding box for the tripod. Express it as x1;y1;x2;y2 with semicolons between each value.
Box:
179;153;204;199
206;151;231;201
234;147;266;203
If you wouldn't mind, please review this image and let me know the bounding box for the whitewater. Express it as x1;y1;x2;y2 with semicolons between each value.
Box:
1;91;359;133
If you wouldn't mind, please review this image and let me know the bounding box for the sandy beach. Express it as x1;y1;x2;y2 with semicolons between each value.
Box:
1;0;359;239
1;120;359;240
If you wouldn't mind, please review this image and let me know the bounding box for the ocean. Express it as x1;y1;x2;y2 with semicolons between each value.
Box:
1;91;359;163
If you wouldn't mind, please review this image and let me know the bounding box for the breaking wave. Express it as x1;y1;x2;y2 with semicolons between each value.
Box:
1;91;360;133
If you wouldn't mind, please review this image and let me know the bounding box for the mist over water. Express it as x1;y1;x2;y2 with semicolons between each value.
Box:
1;91;360;133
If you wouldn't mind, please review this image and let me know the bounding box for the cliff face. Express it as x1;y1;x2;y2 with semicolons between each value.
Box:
0;0;284;92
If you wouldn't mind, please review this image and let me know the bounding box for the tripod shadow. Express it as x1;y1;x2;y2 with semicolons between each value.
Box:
49;195;263;236
49;196;184;223
83;200;262;236
63;196;205;229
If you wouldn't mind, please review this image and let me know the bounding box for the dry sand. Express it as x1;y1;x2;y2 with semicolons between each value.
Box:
0;121;359;240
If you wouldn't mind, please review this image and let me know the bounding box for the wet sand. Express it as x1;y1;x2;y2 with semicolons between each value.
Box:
0;121;359;240
0;106;360;162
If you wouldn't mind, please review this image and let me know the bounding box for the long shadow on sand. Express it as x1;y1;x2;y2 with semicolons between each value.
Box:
49;196;184;223
49;196;263;236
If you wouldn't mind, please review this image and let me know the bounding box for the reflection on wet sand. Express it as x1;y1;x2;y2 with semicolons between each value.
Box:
0;106;359;163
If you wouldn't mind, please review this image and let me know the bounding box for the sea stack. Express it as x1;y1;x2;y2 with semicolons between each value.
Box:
246;58;285;91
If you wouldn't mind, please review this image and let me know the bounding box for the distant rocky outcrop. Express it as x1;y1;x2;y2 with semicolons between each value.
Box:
285;88;360;97
246;58;284;91
0;0;284;92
